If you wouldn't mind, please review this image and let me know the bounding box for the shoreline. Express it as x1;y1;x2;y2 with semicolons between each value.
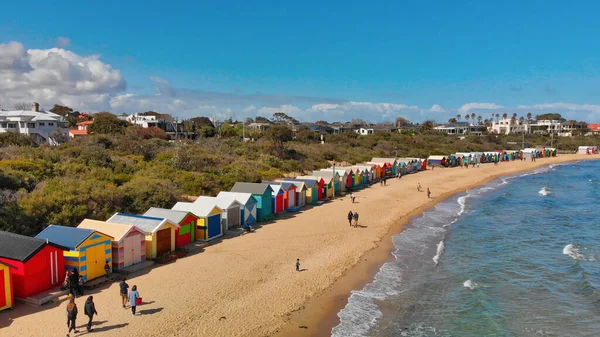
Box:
1;155;596;337
272;155;596;337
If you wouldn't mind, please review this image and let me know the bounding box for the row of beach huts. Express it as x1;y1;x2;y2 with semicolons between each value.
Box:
0;147;594;311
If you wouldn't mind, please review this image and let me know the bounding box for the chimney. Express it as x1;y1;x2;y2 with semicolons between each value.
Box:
32;102;40;112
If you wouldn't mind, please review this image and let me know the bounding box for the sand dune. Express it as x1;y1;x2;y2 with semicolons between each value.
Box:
0;154;594;337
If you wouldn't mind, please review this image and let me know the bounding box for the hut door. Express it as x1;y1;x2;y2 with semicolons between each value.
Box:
156;228;171;255
85;245;106;281
0;272;6;307
123;236;134;267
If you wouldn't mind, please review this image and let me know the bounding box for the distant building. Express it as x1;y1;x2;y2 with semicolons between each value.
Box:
127;113;159;128
586;123;600;136
0;102;69;144
125;113;192;139
529;120;583;137
487;118;528;135
434;122;483;135
353;126;398;136
248;122;271;131
306;124;334;134
69;120;94;138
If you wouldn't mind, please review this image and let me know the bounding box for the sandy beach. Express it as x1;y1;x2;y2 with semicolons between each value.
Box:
0;154;595;337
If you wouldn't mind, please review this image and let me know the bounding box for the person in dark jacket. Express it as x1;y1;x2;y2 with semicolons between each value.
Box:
120;278;129;308
347;211;353;226
66;296;79;335
69;268;79;297
84;296;98;332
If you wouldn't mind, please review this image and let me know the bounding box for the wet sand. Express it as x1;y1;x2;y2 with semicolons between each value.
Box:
0;154;594;337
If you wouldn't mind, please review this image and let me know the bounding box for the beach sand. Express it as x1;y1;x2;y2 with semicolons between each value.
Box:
0;154;594;337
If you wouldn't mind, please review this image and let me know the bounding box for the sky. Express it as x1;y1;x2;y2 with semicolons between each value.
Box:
1;1;600;123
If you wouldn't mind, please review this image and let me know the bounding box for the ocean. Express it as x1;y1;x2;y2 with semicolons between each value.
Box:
332;160;600;337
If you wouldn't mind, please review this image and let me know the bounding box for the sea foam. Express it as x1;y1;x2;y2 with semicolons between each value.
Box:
563;244;585;261
538;187;551;196
433;240;445;265
463;279;478;290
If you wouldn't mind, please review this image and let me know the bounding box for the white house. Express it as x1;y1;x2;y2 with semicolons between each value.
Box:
354;128;374;135
0;103;69;144
126;113;159;128
487;118;529;135
434;122;483;135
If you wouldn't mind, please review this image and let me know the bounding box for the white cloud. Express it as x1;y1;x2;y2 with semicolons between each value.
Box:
0;41;125;111
56;37;71;47
457;102;503;114
428;104;446;113
516;102;600;121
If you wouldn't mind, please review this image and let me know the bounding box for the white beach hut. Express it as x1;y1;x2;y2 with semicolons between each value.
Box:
216;191;258;225
194;196;242;231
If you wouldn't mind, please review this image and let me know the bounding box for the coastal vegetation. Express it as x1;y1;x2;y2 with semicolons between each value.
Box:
0;111;596;236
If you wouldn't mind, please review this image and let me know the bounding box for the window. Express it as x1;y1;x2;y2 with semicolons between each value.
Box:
48;122;54;126
20;122;25;128
0;123;6;128
28;123;35;128
39;122;45;127
7;123;16;128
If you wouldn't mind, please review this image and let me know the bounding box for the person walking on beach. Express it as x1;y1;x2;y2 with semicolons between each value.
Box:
353;211;359;227
351;193;355;203
296;259;300;272
104;260;111;278
66;295;79;335
69;268;79;297
120;278;129;308
129;285;140;315
427;188;431;199
348;211;354;226
417;183;422;192
84;296;98;332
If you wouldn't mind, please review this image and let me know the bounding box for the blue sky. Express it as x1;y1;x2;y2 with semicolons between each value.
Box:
2;1;600;122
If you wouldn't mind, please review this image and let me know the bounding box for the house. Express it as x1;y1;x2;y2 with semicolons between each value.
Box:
77;219;146;270
434;122;483;135
216;192;258;225
69;120;94;138
248;122;272;131
281;178;318;204
0;230;67;299
586;123;600;135
0;102;69;144
306;124;335;134
107;213;177;259
0;261;15;311
193;196;242;232
354;128;374;135
230;182;274;222
172;202;224;241
487;118;528;135
282;180;307;207
143;208;199;247
35;226;112;282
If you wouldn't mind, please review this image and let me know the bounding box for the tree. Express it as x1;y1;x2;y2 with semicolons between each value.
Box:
132;126;170;140
87;112;128;135
456;114;461;122
272;112;299;126
255;116;271;124
49;129;69;144
495;113;500;122
477;116;483;125
470;113;476;125
395;117;411;127
189;117;214;128
264;125;293;158
448;118;457;124
535;113;564;121
315;120;330;126
502;113;508;120
526;112;532;123
420;120;435;133
519;116;525;125
14;102;30;110
49;104;73;117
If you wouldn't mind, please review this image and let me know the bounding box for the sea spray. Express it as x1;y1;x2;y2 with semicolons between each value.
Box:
433;240;445;265
538;187;551;196
463;279;478;290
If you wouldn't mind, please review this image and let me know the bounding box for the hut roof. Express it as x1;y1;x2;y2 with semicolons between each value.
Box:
370;157;397;163
427;155;447;160
107;213;171;234
1;230;66;262
144;208;190;224
231;182;273;195
263;181;295;191
194;196;241;210
275;180;307;191
310;171;337;180
282;178;317;188
216;191;256;205
35;225;99;251
172;202;223;217
77;219;140;242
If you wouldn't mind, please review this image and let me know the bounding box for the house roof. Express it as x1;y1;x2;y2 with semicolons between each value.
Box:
295;176;324;183
77;219;140;242
0;110;64;122
371;158;397;163
69;129;88;136
193;196;241;210
76;120;94;126
0;230;66;262
107;213;172;234
427;155;447;160
265;183;283;195
216;191;256;205
172;202;223;217
588;123;600;130
310;171;337;180
279;178;315;189
144;208;191;224
262;181;295;191
231;182;273;195
35;225;98;251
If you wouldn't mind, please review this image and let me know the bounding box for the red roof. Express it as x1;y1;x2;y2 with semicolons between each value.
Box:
69;129;89;136
76;120;94;126
588;123;600;131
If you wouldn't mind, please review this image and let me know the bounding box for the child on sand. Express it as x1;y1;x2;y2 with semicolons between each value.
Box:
296;259;300;272
351;193;355;203
417;183;422;192
104;260;111;278
427;188;431;199
348;211;353;226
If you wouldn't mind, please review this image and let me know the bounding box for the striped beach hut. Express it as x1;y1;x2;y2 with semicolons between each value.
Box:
231;183;274;222
107;213;177;259
217;191;258;225
77;220;146;271
172;202;223;241
144;208;199;247
371;158;398;177
0;261;14;312
35;225;113;282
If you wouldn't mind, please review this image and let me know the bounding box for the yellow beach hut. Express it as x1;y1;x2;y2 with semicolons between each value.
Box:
107;213;177;260
0;261;15;312
35;225;113;282
172;202;224;241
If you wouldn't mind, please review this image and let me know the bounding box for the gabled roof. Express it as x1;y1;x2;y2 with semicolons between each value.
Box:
275;179;307;191
281;178;317;189
427;155;447;160
172;202;223;217
265;183;283;195
231;182;273;195
35;225;99;251
216;191;256;205
193;196;241;210
0;230;67;262
320;168;350;176
371;158;397;163
144;208;192;224
295;176;324;183
263;181;295;191
77;219;141;242
69;129;88;136
107;213;173;234
310;171;337;180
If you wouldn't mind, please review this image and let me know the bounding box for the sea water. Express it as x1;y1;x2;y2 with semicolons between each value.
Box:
332;160;600;337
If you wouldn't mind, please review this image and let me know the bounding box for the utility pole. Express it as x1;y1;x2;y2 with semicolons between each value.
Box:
243;120;246;141
332;162;336;198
